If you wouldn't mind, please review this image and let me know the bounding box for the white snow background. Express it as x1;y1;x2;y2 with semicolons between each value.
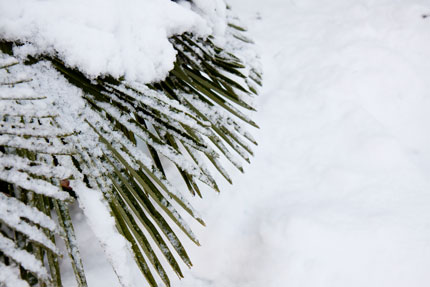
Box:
59;0;430;286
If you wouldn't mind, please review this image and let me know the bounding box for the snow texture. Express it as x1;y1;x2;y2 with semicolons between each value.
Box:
0;193;59;253
0;233;48;281
0;261;29;287
172;0;430;287
0;0;220;83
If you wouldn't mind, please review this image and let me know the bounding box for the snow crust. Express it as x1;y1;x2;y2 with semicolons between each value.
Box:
0;0;218;83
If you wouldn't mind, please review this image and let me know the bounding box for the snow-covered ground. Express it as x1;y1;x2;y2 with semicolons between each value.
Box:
68;0;430;286
174;1;430;286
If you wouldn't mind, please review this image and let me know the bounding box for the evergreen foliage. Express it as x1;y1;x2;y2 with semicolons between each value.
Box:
0;2;261;286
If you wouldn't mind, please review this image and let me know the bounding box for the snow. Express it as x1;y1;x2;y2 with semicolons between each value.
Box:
0;193;59;253
171;0;430;286
187;0;227;46
0;261;29;287
71;181;146;287
0;0;219;83
0;233;49;281
25;0;430;286
0;167;71;200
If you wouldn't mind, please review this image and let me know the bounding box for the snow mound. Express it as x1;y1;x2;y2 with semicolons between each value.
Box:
0;0;223;83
